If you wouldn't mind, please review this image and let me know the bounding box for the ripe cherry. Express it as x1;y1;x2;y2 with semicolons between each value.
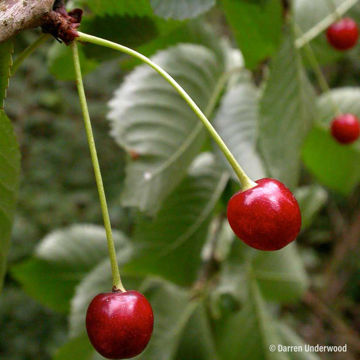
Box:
86;290;154;359
330;113;360;144
326;18;359;51
227;178;301;251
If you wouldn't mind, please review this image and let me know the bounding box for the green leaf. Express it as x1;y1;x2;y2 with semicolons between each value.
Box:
258;30;316;189
75;0;154;16
214;280;318;359
221;0;283;69
250;244;308;303
0;111;20;292
295;185;328;230
0;40;13;108
216;279;287;360
35;225;130;270
123;153;229;286
136;281;197;360
302;88;360;194
209;235;248;319
214;70;265;180
213;240;307;306
175;303;219;360
11;258;79;313
150;0;215;20
11;225;130;312
47;42;98;81
302;127;360;195
108;44;225;215
53;334;94;360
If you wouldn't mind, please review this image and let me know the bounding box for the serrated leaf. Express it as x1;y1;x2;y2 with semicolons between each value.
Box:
216;279;288;360
150;0;215;20
47;42;98;81
302;88;360;194
251;244;308;303
0;110;20;292
11;224;130;312
214;71;265;180
295;185;328;230
74;0;154;16
258;30;316;189
221;0;283;69
0;40;13;108
123;153;229;286
108;44;225;215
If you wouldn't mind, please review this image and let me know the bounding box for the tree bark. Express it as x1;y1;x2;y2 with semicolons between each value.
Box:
0;0;55;43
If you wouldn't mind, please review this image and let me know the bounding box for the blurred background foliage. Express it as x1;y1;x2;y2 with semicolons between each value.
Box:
1;0;360;359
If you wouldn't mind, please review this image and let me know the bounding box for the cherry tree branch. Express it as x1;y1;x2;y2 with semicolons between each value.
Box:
0;0;55;43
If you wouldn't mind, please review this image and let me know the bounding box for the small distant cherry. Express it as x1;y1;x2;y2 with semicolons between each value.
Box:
330;113;360;144
86;290;154;359
326;17;359;51
227;178;301;251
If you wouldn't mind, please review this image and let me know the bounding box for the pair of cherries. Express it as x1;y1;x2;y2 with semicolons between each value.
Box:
86;116;360;359
85;90;360;360
86;16;360;360
86;177;303;359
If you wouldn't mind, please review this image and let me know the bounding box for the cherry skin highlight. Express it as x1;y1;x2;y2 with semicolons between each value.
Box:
330;113;360;144
227;178;301;251
86;290;154;359
326;18;359;51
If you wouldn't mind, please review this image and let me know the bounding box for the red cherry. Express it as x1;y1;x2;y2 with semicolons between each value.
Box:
330;113;360;144
227;178;301;251
326;18;359;51
86;290;154;359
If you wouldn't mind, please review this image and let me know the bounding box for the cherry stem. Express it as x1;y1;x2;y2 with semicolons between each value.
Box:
11;34;50;76
295;24;341;116
71;41;125;292
295;0;359;49
76;32;256;191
